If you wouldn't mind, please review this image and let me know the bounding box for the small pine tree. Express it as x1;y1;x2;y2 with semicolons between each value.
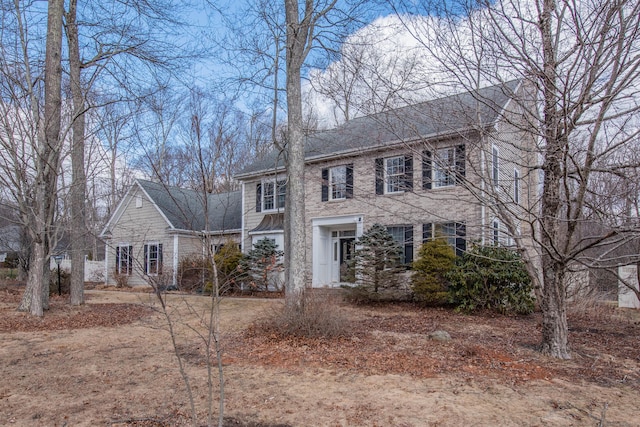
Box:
411;238;456;305
349;224;404;300
239;238;284;292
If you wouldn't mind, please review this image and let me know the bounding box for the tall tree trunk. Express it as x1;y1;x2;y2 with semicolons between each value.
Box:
538;0;570;359
18;0;64;316
284;0;310;306
67;0;86;305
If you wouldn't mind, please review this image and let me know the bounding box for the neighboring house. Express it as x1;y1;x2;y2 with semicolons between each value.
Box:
0;224;23;266
100;179;242;287
234;81;537;287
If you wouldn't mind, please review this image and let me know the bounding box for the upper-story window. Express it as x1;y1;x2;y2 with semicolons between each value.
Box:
375;155;413;195
492;145;500;187
434;147;456;187
255;178;286;212
514;169;520;204
386;156;405;193
321;164;353;201
422;145;465;190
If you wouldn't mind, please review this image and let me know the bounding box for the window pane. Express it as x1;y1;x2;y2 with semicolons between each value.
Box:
277;180;286;209
263;181;275;210
434;222;456;247
330;166;347;199
386;156;404;193
434;148;455;187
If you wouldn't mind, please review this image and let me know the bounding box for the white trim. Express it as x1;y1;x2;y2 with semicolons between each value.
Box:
260;176;286;213
433;146;456;188
328;165;347;201
384;155;405;194
311;214;364;287
241;181;246;253
172;235;179;287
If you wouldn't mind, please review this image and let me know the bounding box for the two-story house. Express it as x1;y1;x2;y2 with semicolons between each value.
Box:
235;81;537;287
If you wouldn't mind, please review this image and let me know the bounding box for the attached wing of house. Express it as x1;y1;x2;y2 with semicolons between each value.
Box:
235;80;538;287
100;179;242;287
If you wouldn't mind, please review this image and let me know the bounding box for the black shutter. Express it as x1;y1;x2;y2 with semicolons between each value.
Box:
422;150;432;190
255;183;262;212
375;158;384;195
158;244;163;275
321;168;329;202
423;223;432;243
404;155;413;191
115;246;120;272
455;144;466;184
404;226;414;264
455;222;466;256
346;164;354;199
127;245;132;274
143;244;148;274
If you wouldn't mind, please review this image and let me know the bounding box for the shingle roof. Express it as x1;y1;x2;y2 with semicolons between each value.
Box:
236;80;520;177
137;180;242;232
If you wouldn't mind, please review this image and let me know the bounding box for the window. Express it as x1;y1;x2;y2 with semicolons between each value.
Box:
144;243;163;275
387;225;414;265
256;179;286;212
375;155;412;195
422;145;465;190
492;219;501;245
514;169;520;204
321;164;353;201
386;156;405;193
423;222;466;256
135;195;142;208
434;147;456;187
115;244;133;275
492;146;499;187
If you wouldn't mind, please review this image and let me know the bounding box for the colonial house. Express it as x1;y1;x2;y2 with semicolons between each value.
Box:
100;179;242;287
234;81;537;287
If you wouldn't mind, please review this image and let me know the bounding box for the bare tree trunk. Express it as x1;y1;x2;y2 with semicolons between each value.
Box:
67;0;86;305
284;0;310;306
18;0;64;316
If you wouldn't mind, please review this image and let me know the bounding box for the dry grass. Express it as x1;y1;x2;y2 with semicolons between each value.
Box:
251;289;353;339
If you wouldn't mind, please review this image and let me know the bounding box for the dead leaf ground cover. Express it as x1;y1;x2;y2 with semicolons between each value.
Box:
0;283;639;426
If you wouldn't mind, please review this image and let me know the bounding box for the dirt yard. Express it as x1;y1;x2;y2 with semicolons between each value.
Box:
0;284;638;427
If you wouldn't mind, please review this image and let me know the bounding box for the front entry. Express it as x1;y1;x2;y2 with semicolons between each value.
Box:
311;214;364;287
339;237;355;282
331;230;356;283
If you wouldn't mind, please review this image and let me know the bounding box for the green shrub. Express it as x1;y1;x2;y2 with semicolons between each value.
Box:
411;239;456;305
344;224;405;303
213;243;244;293
238;238;284;292
447;245;534;314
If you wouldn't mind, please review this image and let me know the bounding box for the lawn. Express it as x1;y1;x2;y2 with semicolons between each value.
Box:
0;284;638;426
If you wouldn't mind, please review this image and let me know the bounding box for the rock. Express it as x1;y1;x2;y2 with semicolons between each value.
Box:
429;330;452;342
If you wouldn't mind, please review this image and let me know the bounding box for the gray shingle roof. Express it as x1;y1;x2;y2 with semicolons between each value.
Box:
236;80;520;177
137;180;242;232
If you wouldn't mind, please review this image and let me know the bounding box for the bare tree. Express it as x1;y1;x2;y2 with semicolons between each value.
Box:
391;0;640;358
15;0;65;316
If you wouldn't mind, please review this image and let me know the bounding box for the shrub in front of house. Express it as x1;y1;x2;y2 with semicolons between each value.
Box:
238;238;284;293
344;224;406;303
411;238;456;305
447;245;534;314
